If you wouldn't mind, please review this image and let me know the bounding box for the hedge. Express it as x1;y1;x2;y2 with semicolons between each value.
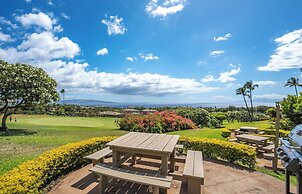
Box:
0;136;116;194
0;136;257;193
221;129;231;138
179;137;256;168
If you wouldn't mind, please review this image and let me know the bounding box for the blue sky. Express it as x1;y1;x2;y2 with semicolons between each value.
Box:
1;0;302;104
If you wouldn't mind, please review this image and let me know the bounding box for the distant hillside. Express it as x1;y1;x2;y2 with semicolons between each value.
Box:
62;99;116;106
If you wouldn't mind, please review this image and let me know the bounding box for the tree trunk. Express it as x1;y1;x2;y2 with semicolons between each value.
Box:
295;85;298;96
243;95;251;118
249;90;254;122
1;110;13;132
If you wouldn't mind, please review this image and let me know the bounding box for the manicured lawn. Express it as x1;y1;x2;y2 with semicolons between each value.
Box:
169;128;225;139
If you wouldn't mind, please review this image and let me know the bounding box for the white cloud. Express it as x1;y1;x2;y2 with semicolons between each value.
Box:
146;0;186;18
16;12;58;31
254;81;276;87
139;53;159;61
254;94;284;100
0;31;80;66
47;0;54;6
0;17;17;29
61;13;70;20
101;15;127;36
198;61;207;66
96;48;108;56
201;65;241;83
126;68;132;72
0;32;14;42
258;29;302;71
25;0;31;2
201;75;215;82
126;57;136;62
209;50;224;57
214;33;232;41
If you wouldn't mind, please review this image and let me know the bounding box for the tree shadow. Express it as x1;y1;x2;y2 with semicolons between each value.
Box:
0;128;37;136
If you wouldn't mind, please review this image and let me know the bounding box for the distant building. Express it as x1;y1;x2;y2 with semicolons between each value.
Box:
123;109;140;115
100;111;123;117
141;109;158;115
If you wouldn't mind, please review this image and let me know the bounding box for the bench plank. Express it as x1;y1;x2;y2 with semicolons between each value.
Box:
84;147;112;160
90;164;172;189
193;151;204;179
183;150;195;176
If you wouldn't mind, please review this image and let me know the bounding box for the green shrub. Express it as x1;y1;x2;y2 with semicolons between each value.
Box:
259;128;289;137
221;129;231;138
0;136;116;194
179;137;256;168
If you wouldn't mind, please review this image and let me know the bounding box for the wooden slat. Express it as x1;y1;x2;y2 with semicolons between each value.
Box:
118;132;143;147
193;151;204;178
163;135;180;153
84;147;112;160
183;150;194;176
106;132;134;146
154;135;173;151
90;165;172;189
129;133;153;148
136;134;161;149
145;134;167;151
112;132;139;146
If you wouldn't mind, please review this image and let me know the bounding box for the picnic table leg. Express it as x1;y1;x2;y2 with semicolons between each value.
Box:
131;154;136;165
169;149;176;172
161;155;169;176
99;174;108;194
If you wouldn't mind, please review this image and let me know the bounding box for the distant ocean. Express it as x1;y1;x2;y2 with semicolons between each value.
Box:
62;99;275;108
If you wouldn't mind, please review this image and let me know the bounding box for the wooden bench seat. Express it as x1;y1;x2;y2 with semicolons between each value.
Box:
183;150;204;194
259;144;275;153
90;163;172;194
84;147;112;166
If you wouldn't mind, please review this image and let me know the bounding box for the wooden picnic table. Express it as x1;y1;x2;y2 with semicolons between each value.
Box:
106;132;180;176
236;134;268;148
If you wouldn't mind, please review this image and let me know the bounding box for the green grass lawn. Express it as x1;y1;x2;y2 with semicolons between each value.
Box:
0;115;273;175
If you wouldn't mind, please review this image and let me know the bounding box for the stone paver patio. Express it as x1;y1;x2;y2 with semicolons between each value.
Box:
49;157;296;194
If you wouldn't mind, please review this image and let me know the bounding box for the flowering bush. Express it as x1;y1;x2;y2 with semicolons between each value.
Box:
118;111;196;133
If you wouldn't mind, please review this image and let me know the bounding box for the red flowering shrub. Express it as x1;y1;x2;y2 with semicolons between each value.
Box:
118;111;196;133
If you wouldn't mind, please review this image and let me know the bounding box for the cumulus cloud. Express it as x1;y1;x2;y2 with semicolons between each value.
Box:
209;50;224;57
201;75;215;82
0;31;80;67
15;12;59;31
254;81;276;87
101;15;127;35
139;53;159;61
201;65;241;83
0;17;17;29
96;48;108;56
145;0;186;18
214;33;232;41
0;32;14;42
258;29;302;71
61;13;70;20
126;57;136;62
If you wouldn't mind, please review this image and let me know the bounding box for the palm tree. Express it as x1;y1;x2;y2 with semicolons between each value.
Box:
244;81;259;122
60;89;65;104
284;77;302;96
236;87;251;118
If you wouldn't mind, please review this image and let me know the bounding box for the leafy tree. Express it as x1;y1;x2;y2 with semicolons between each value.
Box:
284;77;302;97
236;87;251;118
244;80;259;121
211;112;226;125
280;94;302;128
0;60;59;131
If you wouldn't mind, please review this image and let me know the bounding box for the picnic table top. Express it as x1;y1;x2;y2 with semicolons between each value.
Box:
236;134;268;142
106;132;180;154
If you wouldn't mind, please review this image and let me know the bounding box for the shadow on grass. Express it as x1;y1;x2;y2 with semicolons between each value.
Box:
0;128;37;136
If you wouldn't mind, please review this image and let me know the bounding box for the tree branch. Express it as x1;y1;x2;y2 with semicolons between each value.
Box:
0;99;8;113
